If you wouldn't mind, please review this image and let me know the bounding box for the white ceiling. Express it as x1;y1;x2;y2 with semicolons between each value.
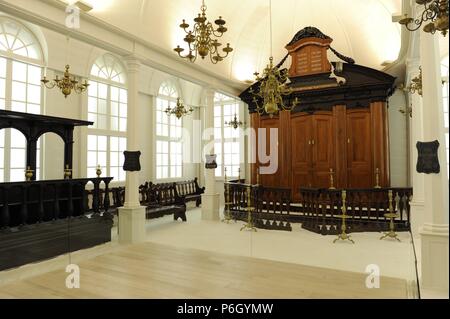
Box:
62;0;403;84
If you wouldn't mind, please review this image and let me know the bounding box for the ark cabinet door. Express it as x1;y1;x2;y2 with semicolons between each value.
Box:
346;110;373;188
312;114;334;188
291;115;313;201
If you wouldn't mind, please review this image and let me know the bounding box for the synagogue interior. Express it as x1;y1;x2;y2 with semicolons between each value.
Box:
0;0;448;301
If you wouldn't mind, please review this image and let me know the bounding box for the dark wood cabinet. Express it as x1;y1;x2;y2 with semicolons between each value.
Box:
251;103;390;201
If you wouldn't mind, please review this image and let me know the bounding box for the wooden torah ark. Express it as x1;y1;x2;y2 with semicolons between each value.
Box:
239;27;395;201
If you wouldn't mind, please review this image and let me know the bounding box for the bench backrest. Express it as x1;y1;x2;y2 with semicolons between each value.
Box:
153;182;182;206
175;178;204;196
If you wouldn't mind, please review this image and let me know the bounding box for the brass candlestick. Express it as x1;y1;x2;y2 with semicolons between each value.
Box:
64;164;72;179
238;167;241;183
380;190;401;242
256;167;260;185
96;165;102;177
333;190;355;244
329;168;336;189
240;185;257;232
374;168;381;188
222;167;233;223
25;166;34;181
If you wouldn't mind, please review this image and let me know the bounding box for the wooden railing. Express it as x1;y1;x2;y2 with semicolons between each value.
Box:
225;183;412;234
298;187;413;234
0;177;113;230
225;182;292;231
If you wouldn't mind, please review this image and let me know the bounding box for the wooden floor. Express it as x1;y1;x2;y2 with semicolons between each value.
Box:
0;242;408;298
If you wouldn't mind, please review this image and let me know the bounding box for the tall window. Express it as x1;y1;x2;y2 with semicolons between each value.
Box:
0;17;43;182
155;82;182;179
214;92;240;178
441;55;449;178
87;54;127;181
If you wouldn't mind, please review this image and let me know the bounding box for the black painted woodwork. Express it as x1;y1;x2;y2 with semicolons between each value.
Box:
0;110;93;180
0;177;114;271
123;151;141;172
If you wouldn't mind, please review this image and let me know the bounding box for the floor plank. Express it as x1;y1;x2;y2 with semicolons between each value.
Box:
0;242;407;299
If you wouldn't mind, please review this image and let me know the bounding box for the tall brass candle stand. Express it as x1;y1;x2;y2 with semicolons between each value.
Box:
222;168;233;223
329;168;336;189
25;166;34;181
333;190;355;243
374;168;381;188
380;190;401;242
240;184;257;232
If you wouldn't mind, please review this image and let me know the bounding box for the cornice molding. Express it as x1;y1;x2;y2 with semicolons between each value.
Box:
0;0;245;96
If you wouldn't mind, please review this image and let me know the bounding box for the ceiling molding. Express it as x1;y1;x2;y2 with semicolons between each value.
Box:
0;0;246;96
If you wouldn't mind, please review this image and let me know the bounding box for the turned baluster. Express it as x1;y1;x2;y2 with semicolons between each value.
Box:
38;185;45;223
53;184;60;220
92;179;100;214
81;182;88;215
20;186;28;227
67;182;74;218
103;179;111;214
1;188;10;229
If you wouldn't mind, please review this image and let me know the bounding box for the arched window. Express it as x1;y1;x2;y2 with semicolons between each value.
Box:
214;92;241;178
441;55;449;178
87;54;127;181
155;81;182;179
0;17;43;182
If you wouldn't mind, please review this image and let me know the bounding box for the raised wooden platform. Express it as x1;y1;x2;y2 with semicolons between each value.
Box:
0;242;408;299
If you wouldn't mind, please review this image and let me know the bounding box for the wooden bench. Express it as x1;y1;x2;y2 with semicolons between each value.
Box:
175;178;205;207
140;182;187;221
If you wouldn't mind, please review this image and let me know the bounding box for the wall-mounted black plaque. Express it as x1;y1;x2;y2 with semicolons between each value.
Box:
416;140;440;174
123;151;141;172
205;154;217;169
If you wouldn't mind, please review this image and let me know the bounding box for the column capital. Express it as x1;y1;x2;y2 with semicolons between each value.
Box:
124;55;141;73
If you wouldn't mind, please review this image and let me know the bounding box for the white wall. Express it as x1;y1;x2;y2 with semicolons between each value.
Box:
388;89;409;187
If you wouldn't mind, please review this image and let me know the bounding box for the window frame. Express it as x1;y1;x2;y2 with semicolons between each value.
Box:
86;54;127;182
0;17;44;182
155;82;183;180
213;92;242;179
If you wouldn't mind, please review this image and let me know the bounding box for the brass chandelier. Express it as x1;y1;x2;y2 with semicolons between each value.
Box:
41;65;89;98
225;113;246;129
399;0;449;36
165;98;194;119
249;0;299;117
173;0;233;64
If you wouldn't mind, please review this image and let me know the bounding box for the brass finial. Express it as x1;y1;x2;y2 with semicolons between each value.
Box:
256;167;260;185
64;164;72;179
96;165;102;177
25;166;34;181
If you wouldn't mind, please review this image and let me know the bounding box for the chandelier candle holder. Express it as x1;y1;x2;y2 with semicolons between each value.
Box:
225;113;246;129
165;98;194;119
380;190;401;242
399;67;423;96
399;0;449;36
174;0;233;64
333;190;355;244
41;65;89;98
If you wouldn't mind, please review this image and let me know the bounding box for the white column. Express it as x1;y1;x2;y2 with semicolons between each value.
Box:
201;88;220;220
407;60;425;237
419;30;449;293
118;56;146;244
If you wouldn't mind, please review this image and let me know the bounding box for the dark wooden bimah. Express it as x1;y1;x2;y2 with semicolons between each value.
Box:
0;110;114;271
